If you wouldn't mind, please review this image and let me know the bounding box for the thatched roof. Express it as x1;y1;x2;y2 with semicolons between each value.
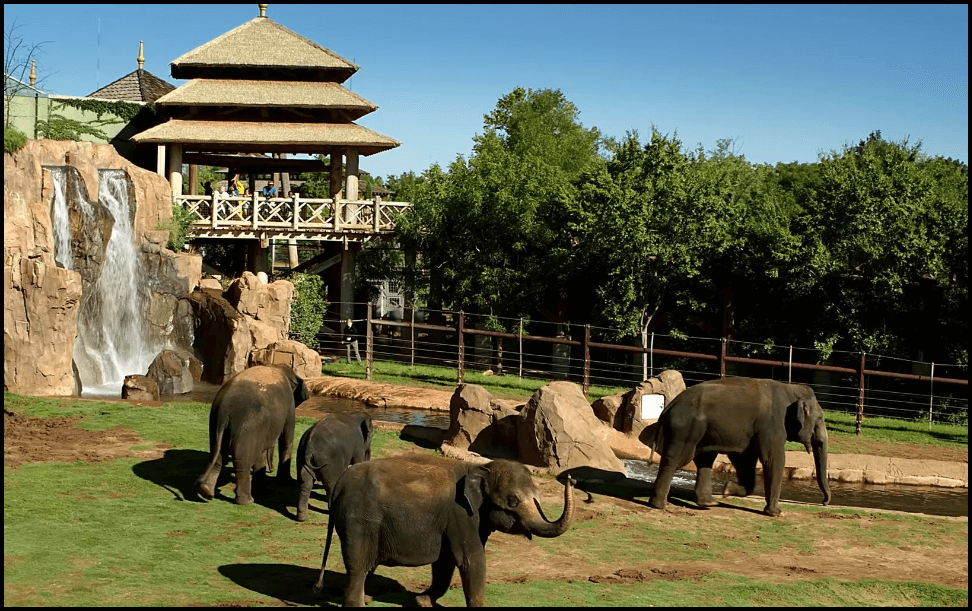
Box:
132;119;400;155
87;69;176;102
156;79;377;120
171;17;357;81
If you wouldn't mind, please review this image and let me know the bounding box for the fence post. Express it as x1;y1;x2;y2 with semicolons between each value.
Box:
366;302;373;381
929;362;935;428
519;318;523;381
650;332;655;379
788;345;793;383
583;325;591;398
457;311;465;385
410;307;415;369
719;338;727;378
856;351;866;436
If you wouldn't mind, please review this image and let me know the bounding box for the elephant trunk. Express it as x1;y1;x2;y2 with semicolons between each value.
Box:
812;422;831;506
519;477;574;538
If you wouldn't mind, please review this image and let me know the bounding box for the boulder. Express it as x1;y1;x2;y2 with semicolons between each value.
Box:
249;339;321;380
146;349;201;395
619;370;686;435
188;289;252;384
225;271;294;338
443;384;520;455
122;374;160;401
198;277;223;294
591;392;625;430
517;381;625;476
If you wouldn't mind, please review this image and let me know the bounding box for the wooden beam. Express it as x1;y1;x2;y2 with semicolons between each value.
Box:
181;153;329;173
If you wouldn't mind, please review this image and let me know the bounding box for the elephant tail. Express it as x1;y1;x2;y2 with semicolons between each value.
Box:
195;411;230;499
312;503;336;595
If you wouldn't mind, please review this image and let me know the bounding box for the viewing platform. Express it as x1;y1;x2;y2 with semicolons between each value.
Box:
178;194;410;242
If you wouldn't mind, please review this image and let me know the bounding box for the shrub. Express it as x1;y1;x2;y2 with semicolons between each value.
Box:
4;126;27;153
157;201;196;251
290;273;329;348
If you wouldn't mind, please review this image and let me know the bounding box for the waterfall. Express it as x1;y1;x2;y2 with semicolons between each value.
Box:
49;168;74;270
50;168;158;396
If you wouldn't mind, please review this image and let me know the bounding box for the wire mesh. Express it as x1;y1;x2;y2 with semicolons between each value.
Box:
307;303;967;426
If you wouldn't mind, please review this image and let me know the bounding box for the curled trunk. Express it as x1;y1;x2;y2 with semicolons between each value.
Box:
520;477;574;538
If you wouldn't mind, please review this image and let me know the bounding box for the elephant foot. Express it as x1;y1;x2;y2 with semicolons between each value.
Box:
295;510;308;523
696;496;719;508
235;493;255;505
415;594;434;607
648;495;667;510
198;484;215;500
722;482;749;498
763;504;782;517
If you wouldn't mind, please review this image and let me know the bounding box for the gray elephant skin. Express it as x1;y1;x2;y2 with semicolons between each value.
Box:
196;364;309;505
295;412;373;522
644;377;830;516
313;455;574;607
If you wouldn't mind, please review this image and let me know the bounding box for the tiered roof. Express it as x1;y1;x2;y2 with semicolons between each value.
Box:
88;69;175;103
133;13;398;156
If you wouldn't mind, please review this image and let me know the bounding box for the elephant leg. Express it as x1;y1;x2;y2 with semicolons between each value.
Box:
457;549;487;607
649;456;679;510
416;554;456;607
760;445;785;517
233;448;256;505
722;453;757;498
197;453;223;500
296;466;315;522
343;567;370;607
277;412;296;483
693;452;719;508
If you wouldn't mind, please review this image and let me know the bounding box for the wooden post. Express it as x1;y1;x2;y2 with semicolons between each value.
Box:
291;193;300;231
374;196;381;232
366;302;373;381
457;311;465;385
167;143;183;199
583;324;591;397
211;192;219;230
650;332;655;379
519;318;523;381
188;164;198;195
410;307;416;368
856;351;866;436
929;362;935;427
251;190;259;230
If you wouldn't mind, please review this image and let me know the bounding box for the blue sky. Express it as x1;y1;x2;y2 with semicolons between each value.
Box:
4;4;968;179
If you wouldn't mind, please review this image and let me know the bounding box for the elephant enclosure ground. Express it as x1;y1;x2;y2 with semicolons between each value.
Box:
3;392;968;607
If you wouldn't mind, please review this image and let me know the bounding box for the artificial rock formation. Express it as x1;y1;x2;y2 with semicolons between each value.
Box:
249;339;322;380
444;384;521;456
188;289;253;384
517;381;626;476
225;271;294;353
146;349;202;395
122;374;160;401
593;370;686;436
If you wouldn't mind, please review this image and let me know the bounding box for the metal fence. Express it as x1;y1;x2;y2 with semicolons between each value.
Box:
305;302;968;432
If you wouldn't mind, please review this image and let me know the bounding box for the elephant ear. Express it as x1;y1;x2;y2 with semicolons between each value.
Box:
785;398;814;450
293;377;309;407
458;466;490;516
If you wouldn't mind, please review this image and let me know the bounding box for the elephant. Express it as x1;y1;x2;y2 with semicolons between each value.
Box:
195;364;309;505
295;412;374;522
313;455;574;607
644;377;830;516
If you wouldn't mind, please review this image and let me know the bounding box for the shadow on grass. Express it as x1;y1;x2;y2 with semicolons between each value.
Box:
218;564;412;607
131;448;210;502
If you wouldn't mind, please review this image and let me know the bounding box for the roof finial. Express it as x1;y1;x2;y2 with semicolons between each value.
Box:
137;41;145;70
29;60;36;86
259;4;267;17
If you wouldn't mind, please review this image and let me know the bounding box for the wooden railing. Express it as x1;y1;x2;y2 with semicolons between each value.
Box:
176;194;410;241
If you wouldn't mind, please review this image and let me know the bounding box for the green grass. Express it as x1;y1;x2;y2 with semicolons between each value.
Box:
4;392;969;606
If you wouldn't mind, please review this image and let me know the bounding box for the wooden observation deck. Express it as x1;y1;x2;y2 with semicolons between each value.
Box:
177;193;409;242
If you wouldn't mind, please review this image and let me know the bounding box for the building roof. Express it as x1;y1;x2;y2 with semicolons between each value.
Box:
156;79;377;120
4;73;48;98
132;119;400;155
87;69;176;103
170;17;358;81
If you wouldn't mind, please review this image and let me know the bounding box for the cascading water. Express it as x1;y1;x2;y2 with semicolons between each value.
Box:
49;167;158;396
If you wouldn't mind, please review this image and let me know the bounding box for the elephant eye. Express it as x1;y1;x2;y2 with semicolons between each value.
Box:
507;495;519;508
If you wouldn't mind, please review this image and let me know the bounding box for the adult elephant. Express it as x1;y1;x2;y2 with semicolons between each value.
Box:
196;364;309;505
645;377;830;516
313;455;574;607
295;412;373;522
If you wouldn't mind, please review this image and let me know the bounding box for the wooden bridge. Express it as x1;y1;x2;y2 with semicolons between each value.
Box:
177;194;410;242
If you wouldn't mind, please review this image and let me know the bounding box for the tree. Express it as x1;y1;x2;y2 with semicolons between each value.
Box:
4;19;49;129
395;88;602;327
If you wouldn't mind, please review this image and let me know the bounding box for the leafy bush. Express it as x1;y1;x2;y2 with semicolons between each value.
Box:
290;273;329;348
156;201;197;251
4;125;27;153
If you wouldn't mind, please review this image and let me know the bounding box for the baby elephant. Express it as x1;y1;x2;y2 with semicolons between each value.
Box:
296;412;373;522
